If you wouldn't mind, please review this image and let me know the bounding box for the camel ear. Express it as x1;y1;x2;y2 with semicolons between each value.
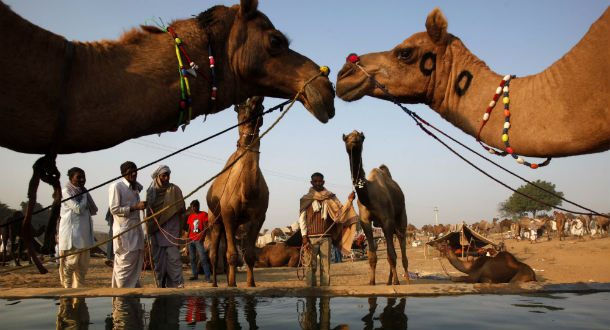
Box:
239;0;258;19
342;133;348;142
425;8;448;45
359;132;365;140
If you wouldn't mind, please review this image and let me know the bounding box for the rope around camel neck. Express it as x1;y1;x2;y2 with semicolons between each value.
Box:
0;70;326;275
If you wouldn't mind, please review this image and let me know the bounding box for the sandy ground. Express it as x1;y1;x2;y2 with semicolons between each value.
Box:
0;234;608;289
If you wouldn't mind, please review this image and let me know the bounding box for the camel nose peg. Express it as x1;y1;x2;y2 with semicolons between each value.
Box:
346;53;360;63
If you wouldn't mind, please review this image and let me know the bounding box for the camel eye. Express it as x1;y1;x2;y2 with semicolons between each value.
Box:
268;33;286;49
396;47;416;63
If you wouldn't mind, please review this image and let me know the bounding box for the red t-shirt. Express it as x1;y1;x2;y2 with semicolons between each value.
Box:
187;212;208;241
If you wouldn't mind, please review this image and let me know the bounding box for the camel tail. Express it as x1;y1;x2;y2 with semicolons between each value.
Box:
378;164;392;178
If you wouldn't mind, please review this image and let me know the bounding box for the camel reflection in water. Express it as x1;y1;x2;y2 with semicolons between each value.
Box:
57;295;408;329
361;297;408;330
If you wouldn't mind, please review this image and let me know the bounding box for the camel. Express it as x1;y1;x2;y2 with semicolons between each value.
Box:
343;130;409;285
0;0;334;154
499;219;513;233
553;211;568;241
0;0;335;272
438;244;536;283
270;228;285;242
1;212;25;266
206;96;268;287
254;242;300;267
336;7;610;158
595;215;609;235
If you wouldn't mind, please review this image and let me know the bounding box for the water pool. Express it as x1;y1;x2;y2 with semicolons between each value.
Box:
1;292;608;329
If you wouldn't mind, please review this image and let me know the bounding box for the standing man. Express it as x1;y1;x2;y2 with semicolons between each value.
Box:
109;161;147;288
58;167;97;288
146;165;186;288
298;172;356;286
186;200;212;282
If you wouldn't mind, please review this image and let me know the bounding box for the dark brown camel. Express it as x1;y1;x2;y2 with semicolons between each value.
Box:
1;212;25;266
343;130;409;285
206;97;268;287
439;244;536;283
254;242;300;267
0;0;335;273
499;219;513;233
337;7;609;157
0;211;44;266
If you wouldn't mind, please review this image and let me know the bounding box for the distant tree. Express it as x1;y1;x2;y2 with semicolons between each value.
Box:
498;180;563;219
19;201;49;236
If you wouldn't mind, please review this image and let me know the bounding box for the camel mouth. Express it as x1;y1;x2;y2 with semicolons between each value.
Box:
299;79;335;123
336;63;370;102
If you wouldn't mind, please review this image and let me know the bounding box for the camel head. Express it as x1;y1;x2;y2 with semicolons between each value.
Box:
235;96;264;137
200;0;335;123
336;8;453;107
342;130;365;155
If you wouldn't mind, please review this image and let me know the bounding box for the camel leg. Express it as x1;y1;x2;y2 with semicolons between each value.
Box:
382;228;399;285
242;216;265;287
396;228;410;285
22;157;53;274
360;220;377;285
223;218;238;287
209;221;223;287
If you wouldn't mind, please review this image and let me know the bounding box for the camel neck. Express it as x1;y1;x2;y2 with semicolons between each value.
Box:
348;147;366;185
347;147;372;206
445;249;470;274
428;10;610;157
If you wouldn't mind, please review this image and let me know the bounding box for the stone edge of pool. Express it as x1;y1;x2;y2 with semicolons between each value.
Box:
0;282;608;299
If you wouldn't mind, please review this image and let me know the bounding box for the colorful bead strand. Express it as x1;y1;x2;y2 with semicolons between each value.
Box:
477;75;550;169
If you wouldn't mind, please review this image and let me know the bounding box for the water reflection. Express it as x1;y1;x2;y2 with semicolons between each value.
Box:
56;297;89;330
32;292;610;330
110;297;144;330
362;297;408;330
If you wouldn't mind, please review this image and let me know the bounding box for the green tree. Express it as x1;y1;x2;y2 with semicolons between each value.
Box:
19;201;49;237
498;180;563;218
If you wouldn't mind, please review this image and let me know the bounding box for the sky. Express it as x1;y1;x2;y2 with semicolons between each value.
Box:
1;0;608;233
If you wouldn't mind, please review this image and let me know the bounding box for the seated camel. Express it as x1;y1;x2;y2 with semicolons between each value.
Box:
254;242;300;267
438;244;536;283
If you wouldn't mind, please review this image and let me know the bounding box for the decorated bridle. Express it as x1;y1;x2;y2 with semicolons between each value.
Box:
148;18;218;131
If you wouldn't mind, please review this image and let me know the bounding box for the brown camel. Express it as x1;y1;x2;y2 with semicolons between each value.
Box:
254;242;300;267
206;96;268;287
499;219;513;233
1;0;335;273
594;215;609;235
337;7;610;158
1;212;25;266
0;0;335;154
270;228;285;242
438;244;536;283
343;130;409;285
553;211;568;241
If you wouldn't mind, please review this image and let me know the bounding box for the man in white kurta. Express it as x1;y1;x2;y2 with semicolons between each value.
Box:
58;167;97;288
109;161;147;288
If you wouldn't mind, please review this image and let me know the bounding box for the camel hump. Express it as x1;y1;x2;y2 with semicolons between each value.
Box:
378;164;392;178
